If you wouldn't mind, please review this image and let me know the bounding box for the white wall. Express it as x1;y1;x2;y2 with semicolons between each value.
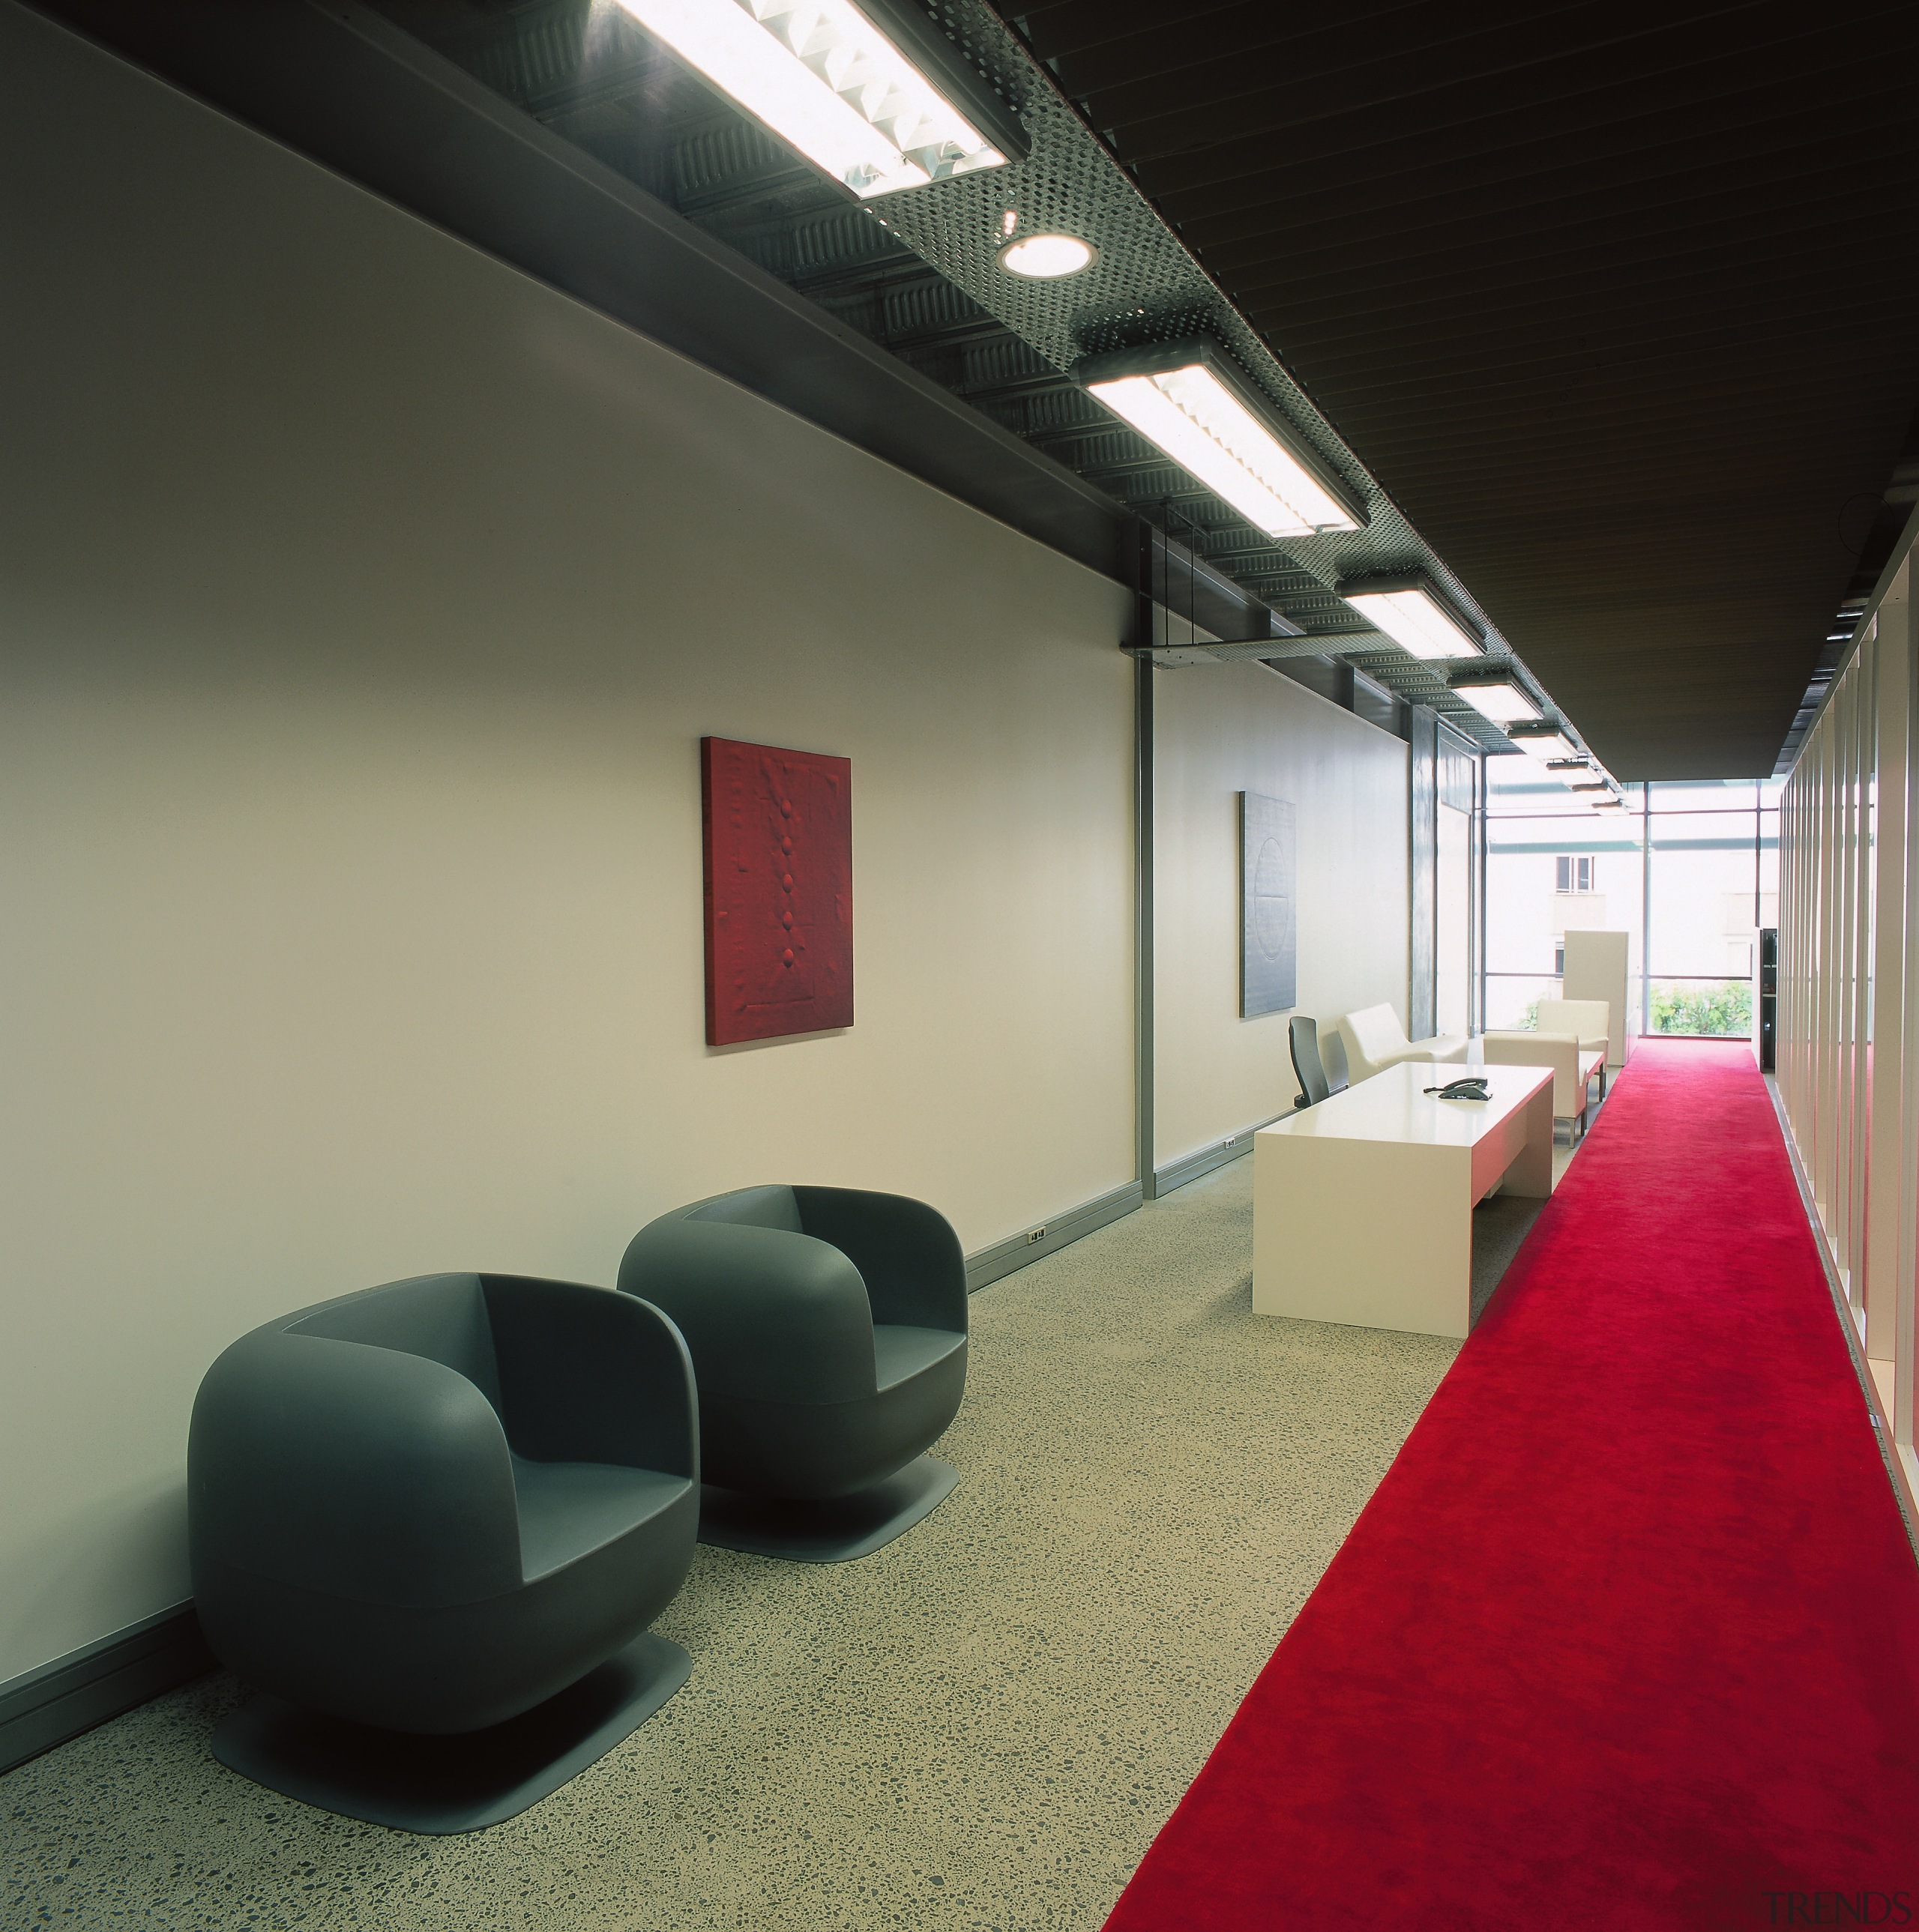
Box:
0;7;1135;1682
1152;664;1411;1168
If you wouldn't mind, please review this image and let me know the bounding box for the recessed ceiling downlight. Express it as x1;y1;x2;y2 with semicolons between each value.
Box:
996;232;1097;279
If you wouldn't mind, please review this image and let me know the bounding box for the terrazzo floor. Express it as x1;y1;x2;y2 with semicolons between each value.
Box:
2;1112;1595;1932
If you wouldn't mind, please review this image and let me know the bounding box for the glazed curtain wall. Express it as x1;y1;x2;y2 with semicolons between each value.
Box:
1777;536;1918;1514
1484;773;1779;1038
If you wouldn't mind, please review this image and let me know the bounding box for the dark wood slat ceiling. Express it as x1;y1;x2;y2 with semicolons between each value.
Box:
1007;0;1919;776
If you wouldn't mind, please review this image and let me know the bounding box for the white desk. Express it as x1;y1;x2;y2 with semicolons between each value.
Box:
1253;1060;1555;1339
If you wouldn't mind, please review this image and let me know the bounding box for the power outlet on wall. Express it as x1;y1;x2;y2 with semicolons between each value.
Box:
1026;1226;1047;1245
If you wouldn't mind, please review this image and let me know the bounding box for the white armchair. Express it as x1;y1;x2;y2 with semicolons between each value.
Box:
1333;1003;1469;1084
1535;999;1611;1095
1481;1030;1607;1137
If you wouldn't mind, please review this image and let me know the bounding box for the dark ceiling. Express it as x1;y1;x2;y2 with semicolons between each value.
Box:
1007;0;1919;776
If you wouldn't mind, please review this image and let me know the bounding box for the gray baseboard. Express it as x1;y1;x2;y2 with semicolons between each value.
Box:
0;1602;216;1778
1152;1114;1284;1198
965;1180;1143;1292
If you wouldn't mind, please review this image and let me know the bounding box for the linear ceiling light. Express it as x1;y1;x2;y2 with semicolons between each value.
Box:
1335;572;1483;660
1450;673;1543;725
1506;724;1579;761
1072;338;1366;540
613;0;1025;199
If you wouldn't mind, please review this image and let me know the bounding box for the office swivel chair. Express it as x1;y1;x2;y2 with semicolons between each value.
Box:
190;1272;699;1832
618;1185;966;1563
1290;1015;1346;1108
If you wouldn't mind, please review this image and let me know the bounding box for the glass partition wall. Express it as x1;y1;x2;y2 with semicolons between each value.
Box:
1777;549;1917;1522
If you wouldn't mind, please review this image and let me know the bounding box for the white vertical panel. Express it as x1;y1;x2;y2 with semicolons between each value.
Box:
1818;709;1840;1222
1867;615;1907;1362
1849;644;1874;1302
1835;665;1857;1281
1890;558;1919;1466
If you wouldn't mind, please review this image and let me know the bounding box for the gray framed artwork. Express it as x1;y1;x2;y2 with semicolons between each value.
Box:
1241;792;1297;1017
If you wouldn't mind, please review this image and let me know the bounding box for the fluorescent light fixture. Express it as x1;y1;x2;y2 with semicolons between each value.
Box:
1072;337;1366;540
1567;779;1612;792
614;0;1026;200
1450;673;1543;725
1334;572;1483;660
1506;724;1579;761
996;232;1097;279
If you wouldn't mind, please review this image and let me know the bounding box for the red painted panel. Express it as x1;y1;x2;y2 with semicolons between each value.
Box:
702;737;853;1045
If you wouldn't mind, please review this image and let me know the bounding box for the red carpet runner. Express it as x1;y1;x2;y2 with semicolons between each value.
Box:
1106;1041;1919;1931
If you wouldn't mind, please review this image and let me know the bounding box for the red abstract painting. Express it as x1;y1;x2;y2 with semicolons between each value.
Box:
702;737;853;1045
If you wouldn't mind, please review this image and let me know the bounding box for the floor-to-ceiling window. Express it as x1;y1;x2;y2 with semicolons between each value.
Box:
1483;767;1779;1037
1643;780;1780;1037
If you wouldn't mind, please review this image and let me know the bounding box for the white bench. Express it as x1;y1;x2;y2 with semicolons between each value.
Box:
1332;1003;1469;1084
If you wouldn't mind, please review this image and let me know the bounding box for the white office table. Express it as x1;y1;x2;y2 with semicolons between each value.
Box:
1253;1060;1555;1339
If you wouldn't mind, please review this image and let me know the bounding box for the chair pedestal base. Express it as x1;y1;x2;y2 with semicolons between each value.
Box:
699;1455;958;1563
210;1630;690;1835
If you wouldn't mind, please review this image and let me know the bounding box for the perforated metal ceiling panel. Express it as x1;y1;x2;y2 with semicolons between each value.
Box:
1007;0;1919;776
355;0;1558;748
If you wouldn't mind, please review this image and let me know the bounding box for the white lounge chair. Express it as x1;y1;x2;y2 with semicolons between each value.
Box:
1534;998;1611;1096
1332;1003;1469;1084
1480;1030;1607;1138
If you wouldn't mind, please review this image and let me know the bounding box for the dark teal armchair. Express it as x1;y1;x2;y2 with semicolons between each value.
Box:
618;1186;966;1561
189;1272;698;1831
